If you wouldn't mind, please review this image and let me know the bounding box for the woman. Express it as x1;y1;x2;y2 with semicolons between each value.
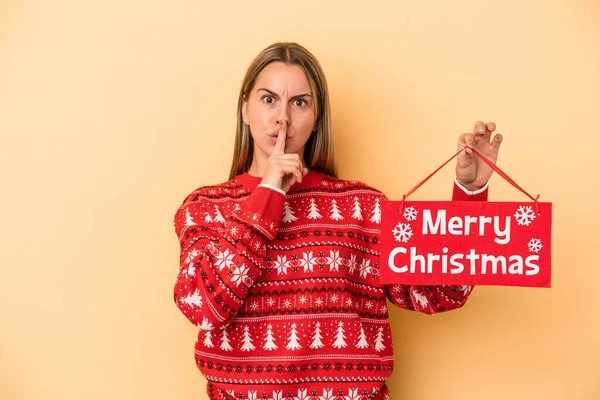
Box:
173;42;502;400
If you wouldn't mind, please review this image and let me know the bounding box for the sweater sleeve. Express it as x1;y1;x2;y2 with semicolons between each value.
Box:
384;180;488;314
173;186;285;330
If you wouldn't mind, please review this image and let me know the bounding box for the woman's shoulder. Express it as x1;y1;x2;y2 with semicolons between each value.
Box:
310;172;386;198
178;176;246;206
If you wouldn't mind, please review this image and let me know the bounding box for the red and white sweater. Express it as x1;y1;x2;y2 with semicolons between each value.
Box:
173;170;487;400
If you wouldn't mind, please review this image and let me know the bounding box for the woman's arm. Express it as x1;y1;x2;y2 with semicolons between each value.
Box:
173;186;285;331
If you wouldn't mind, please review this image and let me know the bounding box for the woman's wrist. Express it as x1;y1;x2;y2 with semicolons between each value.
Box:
455;178;488;194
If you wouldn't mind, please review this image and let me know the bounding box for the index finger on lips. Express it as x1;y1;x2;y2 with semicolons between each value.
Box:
273;120;287;155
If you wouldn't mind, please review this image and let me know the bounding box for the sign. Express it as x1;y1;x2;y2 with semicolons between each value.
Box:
380;201;552;287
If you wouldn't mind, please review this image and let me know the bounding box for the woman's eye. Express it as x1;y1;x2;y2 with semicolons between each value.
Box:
263;96;274;104
293;99;306;106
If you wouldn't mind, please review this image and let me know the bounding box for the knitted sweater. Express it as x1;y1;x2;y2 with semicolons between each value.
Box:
173;170;487;400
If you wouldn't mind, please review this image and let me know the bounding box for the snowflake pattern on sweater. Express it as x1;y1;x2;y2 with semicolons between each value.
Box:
174;170;484;400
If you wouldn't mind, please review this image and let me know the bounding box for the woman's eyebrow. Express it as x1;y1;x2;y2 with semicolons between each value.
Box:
257;88;312;99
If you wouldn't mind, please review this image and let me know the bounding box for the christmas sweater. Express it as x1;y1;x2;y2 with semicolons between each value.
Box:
173;170;487;400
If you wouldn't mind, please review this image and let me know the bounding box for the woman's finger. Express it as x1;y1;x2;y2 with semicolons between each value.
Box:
458;132;475;155
473;120;490;143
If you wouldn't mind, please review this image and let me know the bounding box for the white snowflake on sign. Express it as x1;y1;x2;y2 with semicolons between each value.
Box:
266;298;276;307
330;294;339;303
314;297;323;307
403;206;418;221
514;205;536;226
230;264;249;287
282;299;292;308
249;302;259;311
392;222;413;243
527;238;543;253
298;295;308;305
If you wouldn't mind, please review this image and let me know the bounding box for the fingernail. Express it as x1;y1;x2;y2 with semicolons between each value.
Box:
489;123;496;130
479;127;485;133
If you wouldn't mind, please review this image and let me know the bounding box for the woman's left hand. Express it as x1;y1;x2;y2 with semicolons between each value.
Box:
455;121;503;191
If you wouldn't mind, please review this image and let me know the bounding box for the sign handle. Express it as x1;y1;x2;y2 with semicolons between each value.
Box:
400;146;541;215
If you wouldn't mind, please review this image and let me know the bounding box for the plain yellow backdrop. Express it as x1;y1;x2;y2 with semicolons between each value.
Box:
1;0;599;399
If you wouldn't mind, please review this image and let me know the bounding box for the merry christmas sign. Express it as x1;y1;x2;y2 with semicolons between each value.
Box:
379;147;552;288
379;201;552;287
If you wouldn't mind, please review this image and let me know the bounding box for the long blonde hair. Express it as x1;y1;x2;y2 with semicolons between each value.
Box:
228;42;337;180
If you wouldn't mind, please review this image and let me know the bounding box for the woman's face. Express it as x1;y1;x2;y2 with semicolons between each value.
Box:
242;62;317;163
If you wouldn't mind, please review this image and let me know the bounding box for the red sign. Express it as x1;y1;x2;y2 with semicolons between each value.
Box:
380;201;552;287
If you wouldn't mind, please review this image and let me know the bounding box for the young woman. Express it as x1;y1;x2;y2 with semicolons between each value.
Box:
173;42;502;400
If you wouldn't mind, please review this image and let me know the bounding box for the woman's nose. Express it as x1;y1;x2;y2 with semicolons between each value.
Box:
276;105;290;125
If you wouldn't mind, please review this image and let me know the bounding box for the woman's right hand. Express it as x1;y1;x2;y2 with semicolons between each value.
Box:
261;120;309;193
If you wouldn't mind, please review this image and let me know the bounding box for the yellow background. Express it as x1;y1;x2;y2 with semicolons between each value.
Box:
1;0;599;399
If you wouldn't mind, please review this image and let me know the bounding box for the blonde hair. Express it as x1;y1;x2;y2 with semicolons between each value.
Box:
228;42;337;180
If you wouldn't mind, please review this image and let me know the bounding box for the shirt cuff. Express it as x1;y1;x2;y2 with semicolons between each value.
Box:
257;183;286;196
454;178;489;195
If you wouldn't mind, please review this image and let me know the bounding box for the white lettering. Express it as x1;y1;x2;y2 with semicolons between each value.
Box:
493;216;511;245
525;255;540;276
481;254;507;274
508;255;524;274
410;246;426;273
422;211;512;245
388;247;408;273
448;217;463;235
441;247;449;273
466;249;480;275
464;216;478;236
422;209;446;235
450;254;464;274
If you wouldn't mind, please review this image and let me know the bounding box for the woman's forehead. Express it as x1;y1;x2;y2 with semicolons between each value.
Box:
254;62;312;94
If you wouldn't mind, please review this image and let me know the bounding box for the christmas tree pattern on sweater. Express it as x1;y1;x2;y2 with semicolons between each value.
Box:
174;170;481;400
